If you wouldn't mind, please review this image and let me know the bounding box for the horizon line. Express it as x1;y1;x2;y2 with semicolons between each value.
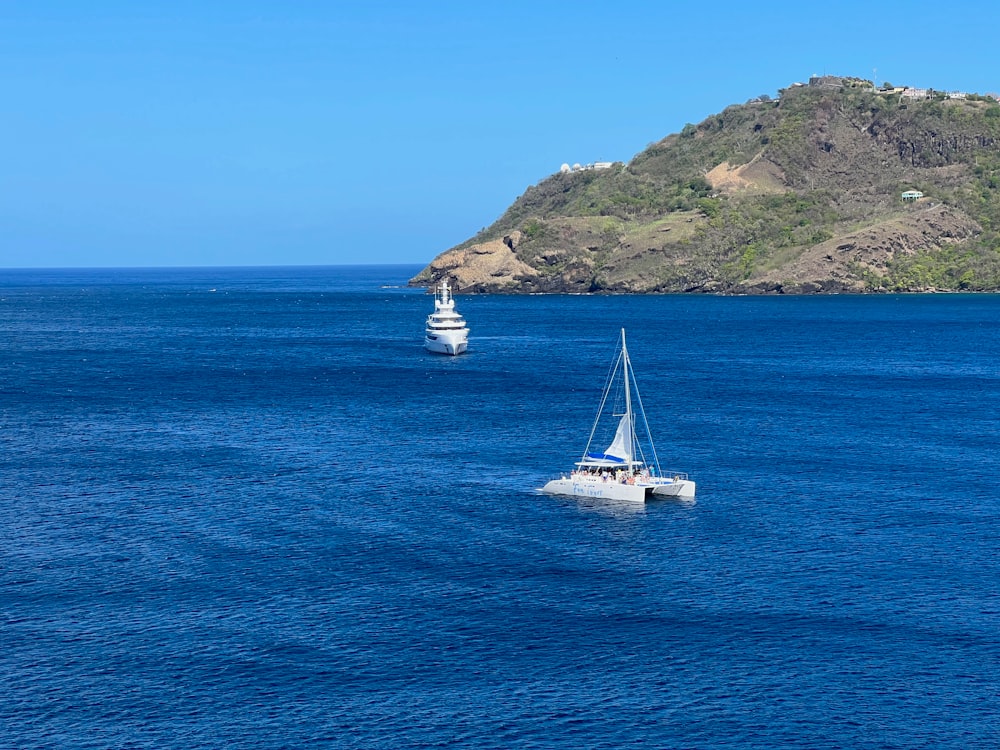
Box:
0;261;428;271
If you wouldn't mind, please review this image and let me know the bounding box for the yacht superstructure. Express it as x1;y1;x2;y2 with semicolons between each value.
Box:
424;279;469;355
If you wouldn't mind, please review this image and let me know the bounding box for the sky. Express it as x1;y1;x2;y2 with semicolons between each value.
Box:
3;1;999;268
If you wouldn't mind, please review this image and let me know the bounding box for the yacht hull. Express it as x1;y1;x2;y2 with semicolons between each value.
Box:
425;332;468;355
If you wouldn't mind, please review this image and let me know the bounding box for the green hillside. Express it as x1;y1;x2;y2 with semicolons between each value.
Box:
412;77;1000;293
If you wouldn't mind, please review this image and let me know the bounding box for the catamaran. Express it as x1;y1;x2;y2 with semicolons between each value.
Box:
540;328;695;502
424;279;469;355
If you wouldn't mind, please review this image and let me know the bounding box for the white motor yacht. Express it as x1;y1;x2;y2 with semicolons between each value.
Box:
424;279;469;355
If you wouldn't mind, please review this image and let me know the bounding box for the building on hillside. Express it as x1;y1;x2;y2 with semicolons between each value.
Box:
902;190;924;202
901;88;929;100
809;75;843;88
560;161;614;174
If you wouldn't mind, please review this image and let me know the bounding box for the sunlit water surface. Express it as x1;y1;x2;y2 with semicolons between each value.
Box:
3;266;999;748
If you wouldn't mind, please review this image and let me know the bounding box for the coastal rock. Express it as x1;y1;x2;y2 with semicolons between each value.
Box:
415;231;536;293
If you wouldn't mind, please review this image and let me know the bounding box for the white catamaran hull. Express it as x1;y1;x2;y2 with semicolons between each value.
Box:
541;476;695;503
651;478;696;499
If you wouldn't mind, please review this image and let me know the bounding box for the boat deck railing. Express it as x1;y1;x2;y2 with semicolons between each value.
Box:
657;471;690;481
568;468;690;485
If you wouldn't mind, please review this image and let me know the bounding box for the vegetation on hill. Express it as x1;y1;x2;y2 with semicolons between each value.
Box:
412;79;1000;293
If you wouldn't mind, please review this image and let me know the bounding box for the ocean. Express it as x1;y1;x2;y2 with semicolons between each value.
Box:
2;265;999;748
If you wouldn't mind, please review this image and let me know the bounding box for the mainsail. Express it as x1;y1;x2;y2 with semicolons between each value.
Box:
603;412;633;462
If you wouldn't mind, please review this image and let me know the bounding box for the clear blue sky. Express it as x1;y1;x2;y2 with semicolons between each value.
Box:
3;1;998;268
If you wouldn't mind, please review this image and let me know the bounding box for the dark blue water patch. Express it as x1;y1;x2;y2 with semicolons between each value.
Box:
2;270;1000;748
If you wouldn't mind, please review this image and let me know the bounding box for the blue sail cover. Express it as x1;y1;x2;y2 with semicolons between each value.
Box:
585;452;626;463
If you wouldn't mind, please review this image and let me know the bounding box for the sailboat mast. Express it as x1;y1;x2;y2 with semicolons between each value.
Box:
621;328;634;465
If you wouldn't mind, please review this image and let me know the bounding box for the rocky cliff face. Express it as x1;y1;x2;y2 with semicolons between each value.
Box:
412;81;1000;294
415;231;540;293
744;203;982;293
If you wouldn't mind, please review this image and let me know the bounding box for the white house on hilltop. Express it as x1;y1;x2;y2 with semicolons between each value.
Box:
560;161;613;174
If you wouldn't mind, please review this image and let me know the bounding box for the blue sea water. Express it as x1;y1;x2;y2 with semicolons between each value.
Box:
2;265;999;748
